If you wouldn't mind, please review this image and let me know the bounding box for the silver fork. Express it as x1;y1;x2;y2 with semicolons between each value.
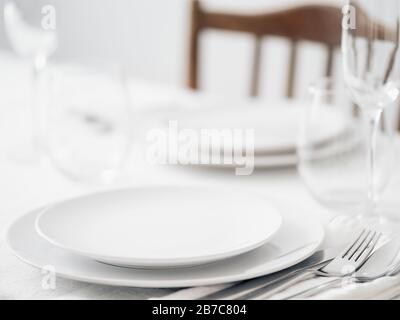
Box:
240;229;381;300
285;237;400;299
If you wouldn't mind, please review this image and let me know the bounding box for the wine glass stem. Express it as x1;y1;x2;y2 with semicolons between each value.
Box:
31;54;46;151
364;108;383;218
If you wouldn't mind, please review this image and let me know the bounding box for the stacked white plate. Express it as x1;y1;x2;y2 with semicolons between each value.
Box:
6;186;324;287
157;100;349;169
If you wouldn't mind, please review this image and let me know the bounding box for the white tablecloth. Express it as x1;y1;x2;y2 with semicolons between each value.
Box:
1;52;400;300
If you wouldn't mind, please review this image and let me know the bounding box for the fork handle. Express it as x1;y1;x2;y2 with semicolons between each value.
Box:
242;270;316;300
285;278;342;300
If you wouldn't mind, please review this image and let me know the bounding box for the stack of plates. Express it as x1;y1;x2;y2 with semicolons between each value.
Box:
159;100;349;169
7;186;324;287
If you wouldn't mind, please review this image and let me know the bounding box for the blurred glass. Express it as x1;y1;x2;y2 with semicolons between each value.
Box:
43;61;132;183
4;0;57;163
298;78;396;219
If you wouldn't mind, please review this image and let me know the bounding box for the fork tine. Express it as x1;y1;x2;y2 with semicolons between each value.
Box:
340;229;366;259
349;230;374;260
342;229;369;259
354;232;381;263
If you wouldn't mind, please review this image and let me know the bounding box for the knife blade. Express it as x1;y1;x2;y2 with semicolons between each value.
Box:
201;246;343;300
357;239;400;280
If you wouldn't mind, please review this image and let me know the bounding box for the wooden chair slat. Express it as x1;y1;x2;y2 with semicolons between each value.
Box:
187;1;342;95
250;36;262;97
287;41;298;99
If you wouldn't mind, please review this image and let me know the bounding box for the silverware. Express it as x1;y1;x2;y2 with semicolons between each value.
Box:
286;238;400;299
240;229;381;300
201;246;343;300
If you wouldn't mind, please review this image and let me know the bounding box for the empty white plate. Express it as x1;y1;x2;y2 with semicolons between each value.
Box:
167;100;348;156
7;199;324;288
35;186;282;268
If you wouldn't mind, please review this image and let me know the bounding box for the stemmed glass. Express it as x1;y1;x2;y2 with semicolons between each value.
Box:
4;0;57;163
298;78;396;238
342;0;400;229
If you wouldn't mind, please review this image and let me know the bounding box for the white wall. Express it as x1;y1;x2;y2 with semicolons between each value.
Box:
0;0;343;98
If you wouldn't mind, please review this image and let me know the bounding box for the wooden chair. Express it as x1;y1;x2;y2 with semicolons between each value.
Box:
188;1;343;97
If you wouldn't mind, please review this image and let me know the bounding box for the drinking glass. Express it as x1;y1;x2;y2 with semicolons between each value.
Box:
4;0;57;163
298;78;396;231
342;0;400;228
43;61;132;184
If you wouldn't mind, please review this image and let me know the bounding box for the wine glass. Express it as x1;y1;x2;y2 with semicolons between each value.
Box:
298;78;396;237
3;0;57;163
342;0;400;230
43;60;132;184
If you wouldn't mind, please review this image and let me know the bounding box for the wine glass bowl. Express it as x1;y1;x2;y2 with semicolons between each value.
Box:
4;1;57;64
342;1;400;106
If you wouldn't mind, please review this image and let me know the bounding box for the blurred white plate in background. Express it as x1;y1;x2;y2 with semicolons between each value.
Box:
35;186;282;268
153;99;349;169
7;198;324;288
172;101;348;155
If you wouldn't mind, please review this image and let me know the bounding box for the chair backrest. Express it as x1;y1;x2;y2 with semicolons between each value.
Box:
188;1;342;97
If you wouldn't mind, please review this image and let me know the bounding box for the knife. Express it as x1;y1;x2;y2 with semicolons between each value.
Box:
201;246;343;300
358;239;400;279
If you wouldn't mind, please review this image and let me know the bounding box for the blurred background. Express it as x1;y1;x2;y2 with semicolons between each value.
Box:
0;0;343;99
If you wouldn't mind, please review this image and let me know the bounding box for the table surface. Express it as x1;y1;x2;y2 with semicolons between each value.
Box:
1;53;400;300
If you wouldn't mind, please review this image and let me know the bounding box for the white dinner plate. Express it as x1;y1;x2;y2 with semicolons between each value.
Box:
35;186;282;268
196;128;361;170
7;199;324;288
197;153;297;170
166;100;348;156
